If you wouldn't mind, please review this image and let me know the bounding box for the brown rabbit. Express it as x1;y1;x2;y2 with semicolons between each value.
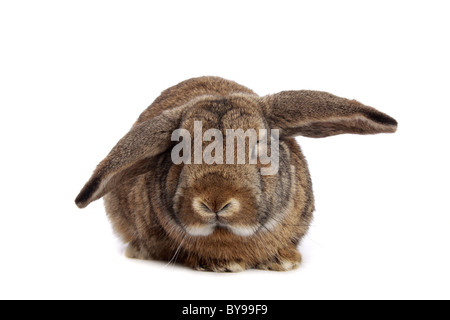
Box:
75;77;397;272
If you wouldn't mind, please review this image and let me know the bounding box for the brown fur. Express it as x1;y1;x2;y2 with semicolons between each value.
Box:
76;76;397;272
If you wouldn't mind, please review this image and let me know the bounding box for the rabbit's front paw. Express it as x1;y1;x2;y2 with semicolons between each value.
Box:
256;247;302;271
193;260;248;273
125;243;150;260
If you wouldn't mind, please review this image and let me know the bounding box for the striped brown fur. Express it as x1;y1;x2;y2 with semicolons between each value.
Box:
76;77;397;272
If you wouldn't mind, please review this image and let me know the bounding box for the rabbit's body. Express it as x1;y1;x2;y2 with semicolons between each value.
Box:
105;139;313;271
76;77;397;272
105;77;313;271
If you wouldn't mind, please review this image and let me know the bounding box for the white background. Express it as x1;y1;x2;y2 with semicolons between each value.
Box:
1;0;449;300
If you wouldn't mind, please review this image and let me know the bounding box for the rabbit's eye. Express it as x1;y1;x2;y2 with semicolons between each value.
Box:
201;202;212;211
219;202;231;212
251;142;269;162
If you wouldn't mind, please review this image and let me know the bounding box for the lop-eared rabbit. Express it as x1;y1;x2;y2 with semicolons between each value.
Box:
76;77;397;272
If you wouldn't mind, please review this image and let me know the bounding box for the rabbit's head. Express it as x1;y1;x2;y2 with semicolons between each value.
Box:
76;89;397;241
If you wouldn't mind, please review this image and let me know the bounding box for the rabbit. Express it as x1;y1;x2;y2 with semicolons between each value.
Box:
75;76;397;272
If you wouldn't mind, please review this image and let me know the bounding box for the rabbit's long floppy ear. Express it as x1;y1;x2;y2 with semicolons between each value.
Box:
75;107;184;209
261;91;397;138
